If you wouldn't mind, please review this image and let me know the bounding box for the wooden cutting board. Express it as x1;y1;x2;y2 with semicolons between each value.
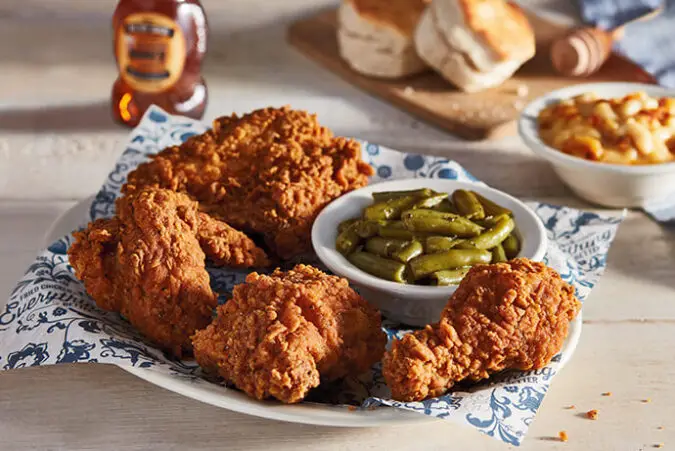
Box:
287;9;656;140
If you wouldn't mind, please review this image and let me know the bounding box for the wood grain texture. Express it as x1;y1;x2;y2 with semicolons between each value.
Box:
287;9;656;140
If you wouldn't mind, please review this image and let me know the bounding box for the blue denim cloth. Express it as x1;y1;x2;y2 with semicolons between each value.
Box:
580;0;675;87
643;197;675;224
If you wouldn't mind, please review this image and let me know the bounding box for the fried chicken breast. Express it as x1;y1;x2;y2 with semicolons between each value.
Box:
123;107;374;259
68;188;269;356
192;264;387;403
382;258;582;401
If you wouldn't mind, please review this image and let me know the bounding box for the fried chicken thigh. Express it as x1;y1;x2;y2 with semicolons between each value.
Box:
192;264;387;403
123;107;374;259
382;258;581;401
68;188;269;356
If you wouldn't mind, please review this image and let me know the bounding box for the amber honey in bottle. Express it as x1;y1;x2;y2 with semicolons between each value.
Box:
112;0;208;127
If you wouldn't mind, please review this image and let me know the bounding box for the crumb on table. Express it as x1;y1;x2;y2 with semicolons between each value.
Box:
658;426;664;430
602;392;612;396
347;405;357;412
586;409;599;420
643;398;652;403
565;405;576;409
654;443;664;448
559;431;569;442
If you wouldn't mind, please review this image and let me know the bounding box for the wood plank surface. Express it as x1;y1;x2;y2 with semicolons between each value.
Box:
288;9;656;140
2;1;675;450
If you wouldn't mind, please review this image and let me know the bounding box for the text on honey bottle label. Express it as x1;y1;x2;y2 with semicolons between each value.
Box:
116;13;186;93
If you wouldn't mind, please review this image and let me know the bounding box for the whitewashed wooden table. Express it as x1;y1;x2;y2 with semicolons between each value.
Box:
0;1;673;450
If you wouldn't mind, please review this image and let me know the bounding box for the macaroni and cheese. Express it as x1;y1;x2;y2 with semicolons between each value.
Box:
538;91;675;165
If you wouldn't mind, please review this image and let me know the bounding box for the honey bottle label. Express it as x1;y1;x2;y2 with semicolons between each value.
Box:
116;13;186;93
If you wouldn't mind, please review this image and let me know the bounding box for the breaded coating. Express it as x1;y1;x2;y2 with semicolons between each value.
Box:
382;258;581;401
68;188;269;356
123;107;374;259
197;212;269;268
67;217;121;312
192;264;387;403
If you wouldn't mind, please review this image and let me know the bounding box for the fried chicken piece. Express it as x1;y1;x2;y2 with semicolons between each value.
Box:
68;188;269;356
192;264;387;403
382;258;582;401
197;212;269;268
123;107;374;259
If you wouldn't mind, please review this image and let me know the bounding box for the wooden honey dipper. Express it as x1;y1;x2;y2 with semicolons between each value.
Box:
550;6;663;77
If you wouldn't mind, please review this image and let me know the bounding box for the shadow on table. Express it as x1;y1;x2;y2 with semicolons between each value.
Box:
0;102;121;132
602;214;675;291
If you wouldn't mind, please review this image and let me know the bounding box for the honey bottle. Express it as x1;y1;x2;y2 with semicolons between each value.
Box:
112;0;208;127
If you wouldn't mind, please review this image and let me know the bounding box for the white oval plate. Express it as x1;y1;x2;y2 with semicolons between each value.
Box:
46;196;582;427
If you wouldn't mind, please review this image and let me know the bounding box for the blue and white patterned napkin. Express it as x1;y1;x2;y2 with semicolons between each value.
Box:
0;106;623;446
580;0;674;86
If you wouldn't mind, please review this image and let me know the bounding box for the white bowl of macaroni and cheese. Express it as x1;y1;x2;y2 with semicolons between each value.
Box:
518;82;675;208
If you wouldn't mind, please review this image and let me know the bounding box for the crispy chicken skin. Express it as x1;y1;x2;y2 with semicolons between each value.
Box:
68;188;269;356
192;264;387;403
382;258;582;402
123;107;374;259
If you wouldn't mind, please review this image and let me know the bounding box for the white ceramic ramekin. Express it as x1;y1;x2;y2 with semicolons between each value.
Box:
519;82;675;208
311;178;547;326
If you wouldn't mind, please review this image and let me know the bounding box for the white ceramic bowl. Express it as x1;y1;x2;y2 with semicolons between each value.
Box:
311;179;547;326
519;82;675;208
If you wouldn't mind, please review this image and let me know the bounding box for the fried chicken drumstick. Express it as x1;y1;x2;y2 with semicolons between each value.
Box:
192;264;387;404
382;258;581;402
123;107;374;259
68;188;269;356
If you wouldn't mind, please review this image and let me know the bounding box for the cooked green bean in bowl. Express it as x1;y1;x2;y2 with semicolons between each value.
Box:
311;179;547;326
335;188;521;286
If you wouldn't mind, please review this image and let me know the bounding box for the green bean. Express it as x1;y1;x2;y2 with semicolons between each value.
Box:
408;249;491;280
348;252;407;283
471;191;513;217
372;189;437;202
336;224;361;256
364;196;418;221
339;187;522;286
338;218;359;234
452;190;486;220
401;208;475;221
491;244;507;263
502;233;520;259
425;236;463;254
412;193;448;210
355;220;384;238
433;199;458;214
474;213;511;228
401;209;483;237
457;217;515;250
432;268;470;286
378;222;416;240
365;237;408;258
392;241;424;263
